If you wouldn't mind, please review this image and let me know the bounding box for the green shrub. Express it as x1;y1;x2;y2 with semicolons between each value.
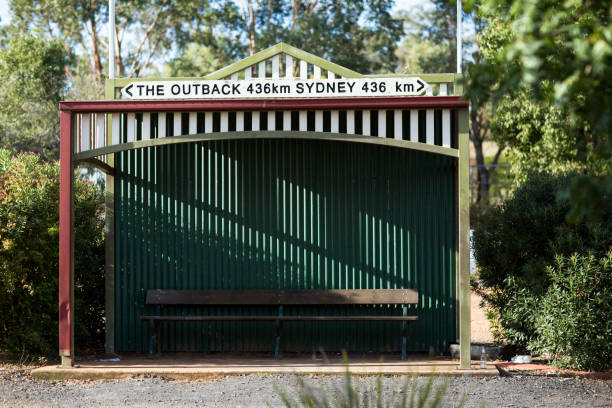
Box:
472;172;612;369
275;352;463;407
530;253;612;372
277;371;457;408
0;149;105;358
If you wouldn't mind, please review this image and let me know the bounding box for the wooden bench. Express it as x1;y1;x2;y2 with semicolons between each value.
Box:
140;289;419;360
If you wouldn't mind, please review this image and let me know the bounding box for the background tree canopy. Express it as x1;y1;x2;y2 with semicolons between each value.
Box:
9;0;244;86
170;0;404;77
466;0;612;220
396;0;467;74
0;35;69;160
9;0;403;89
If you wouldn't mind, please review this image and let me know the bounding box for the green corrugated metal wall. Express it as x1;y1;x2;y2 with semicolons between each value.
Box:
114;139;456;353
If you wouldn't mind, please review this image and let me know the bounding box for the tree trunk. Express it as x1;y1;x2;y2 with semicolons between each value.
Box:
292;0;300;22
472;132;490;203
89;0;104;86
470;107;500;204
248;0;257;56
126;0;169;77
115;25;125;77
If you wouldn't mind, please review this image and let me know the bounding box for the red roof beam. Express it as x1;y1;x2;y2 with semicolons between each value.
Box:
59;96;468;113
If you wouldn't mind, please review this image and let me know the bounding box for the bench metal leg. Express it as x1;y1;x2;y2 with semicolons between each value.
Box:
148;320;156;358
401;324;407;361
148;306;161;359
401;305;408;361
275;306;283;360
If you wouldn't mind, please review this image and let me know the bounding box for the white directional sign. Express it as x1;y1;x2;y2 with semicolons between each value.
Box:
120;78;429;100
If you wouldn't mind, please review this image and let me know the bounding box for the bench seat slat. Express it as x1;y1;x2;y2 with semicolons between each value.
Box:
146;289;418;306
141;315;419;322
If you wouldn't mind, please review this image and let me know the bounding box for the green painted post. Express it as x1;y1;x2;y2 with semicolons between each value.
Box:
105;79;116;355
458;108;471;369
453;76;464;97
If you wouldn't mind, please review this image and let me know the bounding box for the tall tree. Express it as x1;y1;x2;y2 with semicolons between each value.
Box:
465;18;505;204
396;0;469;74
398;1;502;204
0;35;69;160
467;1;612;219
170;0;403;76
9;0;243;91
165;43;226;78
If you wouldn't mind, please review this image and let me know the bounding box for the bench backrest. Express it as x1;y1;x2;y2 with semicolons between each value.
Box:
146;289;418;306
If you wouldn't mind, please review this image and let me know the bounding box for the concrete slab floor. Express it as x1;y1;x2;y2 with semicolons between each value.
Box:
31;354;499;380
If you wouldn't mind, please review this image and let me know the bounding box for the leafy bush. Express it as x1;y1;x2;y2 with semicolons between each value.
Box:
530;253;612;372
0;149;105;358
472;172;612;370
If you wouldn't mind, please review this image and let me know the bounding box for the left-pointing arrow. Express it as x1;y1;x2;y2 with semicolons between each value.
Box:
124;83;133;97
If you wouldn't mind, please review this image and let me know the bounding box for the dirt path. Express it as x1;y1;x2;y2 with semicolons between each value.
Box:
471;291;494;344
1;367;611;407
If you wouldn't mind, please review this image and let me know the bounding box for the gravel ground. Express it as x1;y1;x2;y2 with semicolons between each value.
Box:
1;367;611;407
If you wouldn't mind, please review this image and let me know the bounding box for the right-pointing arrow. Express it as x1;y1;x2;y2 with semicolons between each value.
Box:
416;79;425;93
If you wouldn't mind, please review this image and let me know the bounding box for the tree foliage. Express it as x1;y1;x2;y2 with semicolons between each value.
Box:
473;16;610;182
396;0;466;74
169;0;403;77
165;43;225;78
9;0;403;87
0;35;69;161
472;172;612;366
467;1;612;220
9;0;244;88
397;1;506;205
490;87;609;181
0;149;105;357
531;252;612;372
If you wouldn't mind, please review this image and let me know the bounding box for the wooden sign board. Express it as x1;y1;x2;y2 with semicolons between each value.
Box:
120;78;429;100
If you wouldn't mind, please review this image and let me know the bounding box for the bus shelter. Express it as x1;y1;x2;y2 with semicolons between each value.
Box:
58;43;471;368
